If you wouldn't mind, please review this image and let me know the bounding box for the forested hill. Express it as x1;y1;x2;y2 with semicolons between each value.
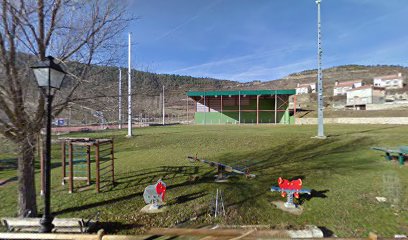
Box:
76;64;408;99
60;64;408;124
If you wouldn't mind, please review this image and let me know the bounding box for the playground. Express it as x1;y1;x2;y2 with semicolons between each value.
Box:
0;124;407;237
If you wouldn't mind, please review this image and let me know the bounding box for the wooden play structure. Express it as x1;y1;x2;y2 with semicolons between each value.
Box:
59;138;115;193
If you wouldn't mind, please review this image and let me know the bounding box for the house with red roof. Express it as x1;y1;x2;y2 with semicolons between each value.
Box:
333;80;364;96
295;82;316;95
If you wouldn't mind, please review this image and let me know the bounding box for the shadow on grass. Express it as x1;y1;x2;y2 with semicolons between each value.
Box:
53;190;144;215
318;226;335;237
98;221;144;234
221;136;377;177
298;189;329;205
54;167;215;215
326;125;399;138
0;158;18;186
0;158;17;171
0;176;18;186
111;165;200;192
209;135;377;210
171;190;208;205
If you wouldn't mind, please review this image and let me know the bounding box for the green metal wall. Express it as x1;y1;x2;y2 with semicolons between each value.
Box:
194;97;293;124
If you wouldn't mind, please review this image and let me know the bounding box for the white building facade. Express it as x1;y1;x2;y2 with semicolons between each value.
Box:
346;85;385;109
373;73;404;89
295;83;316;95
333;80;363;96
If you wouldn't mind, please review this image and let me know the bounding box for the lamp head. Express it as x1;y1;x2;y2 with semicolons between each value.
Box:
31;56;66;95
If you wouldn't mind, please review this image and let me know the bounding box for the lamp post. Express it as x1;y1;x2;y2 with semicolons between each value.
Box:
32;56;66;233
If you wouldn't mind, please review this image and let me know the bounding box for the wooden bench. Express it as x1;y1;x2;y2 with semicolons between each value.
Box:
1;217;98;233
371;146;408;166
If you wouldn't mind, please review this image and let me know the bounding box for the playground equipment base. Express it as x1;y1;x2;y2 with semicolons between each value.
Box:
140;204;167;214
214;178;229;183
271;201;304;215
311;135;327;140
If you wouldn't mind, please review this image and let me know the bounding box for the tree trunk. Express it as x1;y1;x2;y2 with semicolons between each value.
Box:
17;135;38;217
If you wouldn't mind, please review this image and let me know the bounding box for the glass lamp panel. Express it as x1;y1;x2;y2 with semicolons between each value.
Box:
49;68;66;89
33;68;50;87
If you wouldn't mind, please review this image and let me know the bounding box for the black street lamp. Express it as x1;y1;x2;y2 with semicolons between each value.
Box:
31;56;66;233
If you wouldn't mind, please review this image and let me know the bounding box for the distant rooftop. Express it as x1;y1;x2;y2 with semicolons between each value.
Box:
296;83;315;88
335;80;363;87
374;73;402;80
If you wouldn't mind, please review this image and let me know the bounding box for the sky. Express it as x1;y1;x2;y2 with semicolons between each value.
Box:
123;0;408;82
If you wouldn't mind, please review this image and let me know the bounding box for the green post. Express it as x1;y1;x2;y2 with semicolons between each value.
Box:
398;153;404;165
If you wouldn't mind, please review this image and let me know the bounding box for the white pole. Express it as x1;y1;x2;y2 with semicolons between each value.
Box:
316;0;325;138
162;85;165;125
118;68;122;129
238;91;241;124
186;98;189;123
204;93;206;125
275;91;277;125
127;32;132;137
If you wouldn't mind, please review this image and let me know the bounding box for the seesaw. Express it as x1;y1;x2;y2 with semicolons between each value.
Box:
187;156;255;181
271;177;311;208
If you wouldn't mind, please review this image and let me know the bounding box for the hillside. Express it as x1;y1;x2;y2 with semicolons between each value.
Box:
257;64;408;92
59;64;408;124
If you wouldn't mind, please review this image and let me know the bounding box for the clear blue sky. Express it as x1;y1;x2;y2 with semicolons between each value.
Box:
123;0;408;82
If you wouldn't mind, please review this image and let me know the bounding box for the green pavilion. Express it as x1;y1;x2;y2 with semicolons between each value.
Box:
187;89;297;125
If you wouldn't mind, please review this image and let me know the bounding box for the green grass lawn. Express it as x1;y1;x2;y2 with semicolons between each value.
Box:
0;124;407;237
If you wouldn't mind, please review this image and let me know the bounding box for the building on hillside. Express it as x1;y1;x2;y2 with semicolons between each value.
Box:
373;73;404;89
333;80;363;96
389;92;408;101
187;89;296;125
295;82;316;95
346;85;385;110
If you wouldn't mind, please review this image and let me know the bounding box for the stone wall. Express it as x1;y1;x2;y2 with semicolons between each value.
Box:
366;103;408;110
296;117;408;125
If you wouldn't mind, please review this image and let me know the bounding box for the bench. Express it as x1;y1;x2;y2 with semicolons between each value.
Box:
371;146;408;165
1;217;98;233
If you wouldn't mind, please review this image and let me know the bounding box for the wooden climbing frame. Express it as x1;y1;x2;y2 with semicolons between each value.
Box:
58;138;115;193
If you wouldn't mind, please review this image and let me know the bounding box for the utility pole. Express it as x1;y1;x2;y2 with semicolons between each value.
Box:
186;98;189;123
118;68;122;129
162;85;165;125
127;32;133;137
316;0;326;139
